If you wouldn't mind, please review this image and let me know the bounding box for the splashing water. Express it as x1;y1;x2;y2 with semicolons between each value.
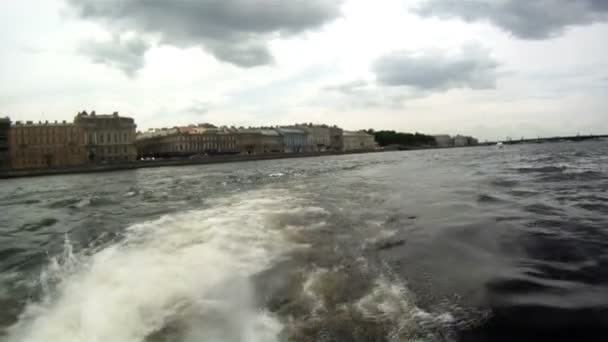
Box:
6;189;302;342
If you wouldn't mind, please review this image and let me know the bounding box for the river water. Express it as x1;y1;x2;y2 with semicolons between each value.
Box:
1;141;607;342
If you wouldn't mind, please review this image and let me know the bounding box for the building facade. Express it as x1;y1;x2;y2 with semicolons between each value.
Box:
236;131;263;155
275;128;311;153
9;121;87;170
135;125;238;158
0;117;10;170
329;126;344;152
297;124;331;151
453;135;478;147
434;135;453;148
260;130;283;154
74;111;137;163
342;131;376;151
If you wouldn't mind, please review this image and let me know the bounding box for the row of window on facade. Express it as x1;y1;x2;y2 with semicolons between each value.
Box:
171;135;236;142
88;132;131;144
100;156;131;162
14;159;54;167
13;147;84;157
14;136;82;145
173;142;236;151
97;146;130;155
13;127;81;136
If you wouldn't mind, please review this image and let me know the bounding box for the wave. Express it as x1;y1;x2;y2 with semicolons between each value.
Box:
276;261;452;341
6;189;304;342
515;166;566;174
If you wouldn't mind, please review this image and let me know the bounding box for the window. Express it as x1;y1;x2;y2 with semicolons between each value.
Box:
123;133;127;142
115;133;118;143
124;146;127;153
100;134;104;143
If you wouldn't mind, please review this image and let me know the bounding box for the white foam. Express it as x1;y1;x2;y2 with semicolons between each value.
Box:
74;198;91;208
301;267;331;318
7;189;301;342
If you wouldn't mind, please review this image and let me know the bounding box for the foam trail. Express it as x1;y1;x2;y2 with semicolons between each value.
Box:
7;189;298;342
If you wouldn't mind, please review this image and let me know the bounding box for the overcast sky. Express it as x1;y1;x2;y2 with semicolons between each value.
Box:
1;0;607;141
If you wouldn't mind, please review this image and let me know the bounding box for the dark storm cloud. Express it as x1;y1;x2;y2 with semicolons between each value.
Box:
78;35;149;77
67;0;342;68
415;0;608;39
372;45;499;91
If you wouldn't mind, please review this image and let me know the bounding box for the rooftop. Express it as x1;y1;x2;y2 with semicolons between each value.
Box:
76;111;134;120
276;127;307;134
343;130;372;136
13;120;72;126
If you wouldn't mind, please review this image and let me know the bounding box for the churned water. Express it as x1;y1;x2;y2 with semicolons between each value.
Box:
1;140;607;342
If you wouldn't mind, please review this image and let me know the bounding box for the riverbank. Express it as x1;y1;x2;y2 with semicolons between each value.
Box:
0;149;382;179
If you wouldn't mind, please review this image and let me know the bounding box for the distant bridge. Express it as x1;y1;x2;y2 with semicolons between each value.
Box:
499;134;608;145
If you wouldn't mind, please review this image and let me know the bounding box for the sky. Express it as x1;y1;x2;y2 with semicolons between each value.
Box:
1;0;607;141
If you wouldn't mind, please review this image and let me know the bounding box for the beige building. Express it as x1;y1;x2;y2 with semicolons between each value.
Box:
295;124;344;151
329;126;344;151
259;129;283;154
0;117;10;170
235;129;283;155
235;130;263;155
74;111;137;163
136;125;238;158
342;131;376;151
9;120;87;170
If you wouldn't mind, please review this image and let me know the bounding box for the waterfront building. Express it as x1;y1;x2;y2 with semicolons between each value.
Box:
329;126;344;152
296;124;331;151
434;135;453;148
234;128;284;155
74;111;137;163
235;130;263;155
135;124;238;158
135;127;178;158
260;129;283;154
454;135;479;147
0;117;10;170
9;120;86;170
342;131;376;151
275;127;311;153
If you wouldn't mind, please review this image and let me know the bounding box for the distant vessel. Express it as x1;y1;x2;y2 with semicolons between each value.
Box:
496;142;504;149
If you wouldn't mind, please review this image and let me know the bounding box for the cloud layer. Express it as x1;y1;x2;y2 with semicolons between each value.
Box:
78;35;150;76
415;0;608;39
68;0;342;70
372;45;500;91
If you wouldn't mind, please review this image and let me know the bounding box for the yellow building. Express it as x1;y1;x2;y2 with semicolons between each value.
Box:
9;121;87;170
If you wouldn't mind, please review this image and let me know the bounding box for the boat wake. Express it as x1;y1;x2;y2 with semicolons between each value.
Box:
6;189;300;342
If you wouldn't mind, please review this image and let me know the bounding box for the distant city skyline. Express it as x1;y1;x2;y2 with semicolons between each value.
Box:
1;0;607;142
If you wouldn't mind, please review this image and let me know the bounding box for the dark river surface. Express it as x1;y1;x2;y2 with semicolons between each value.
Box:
1;141;607;342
